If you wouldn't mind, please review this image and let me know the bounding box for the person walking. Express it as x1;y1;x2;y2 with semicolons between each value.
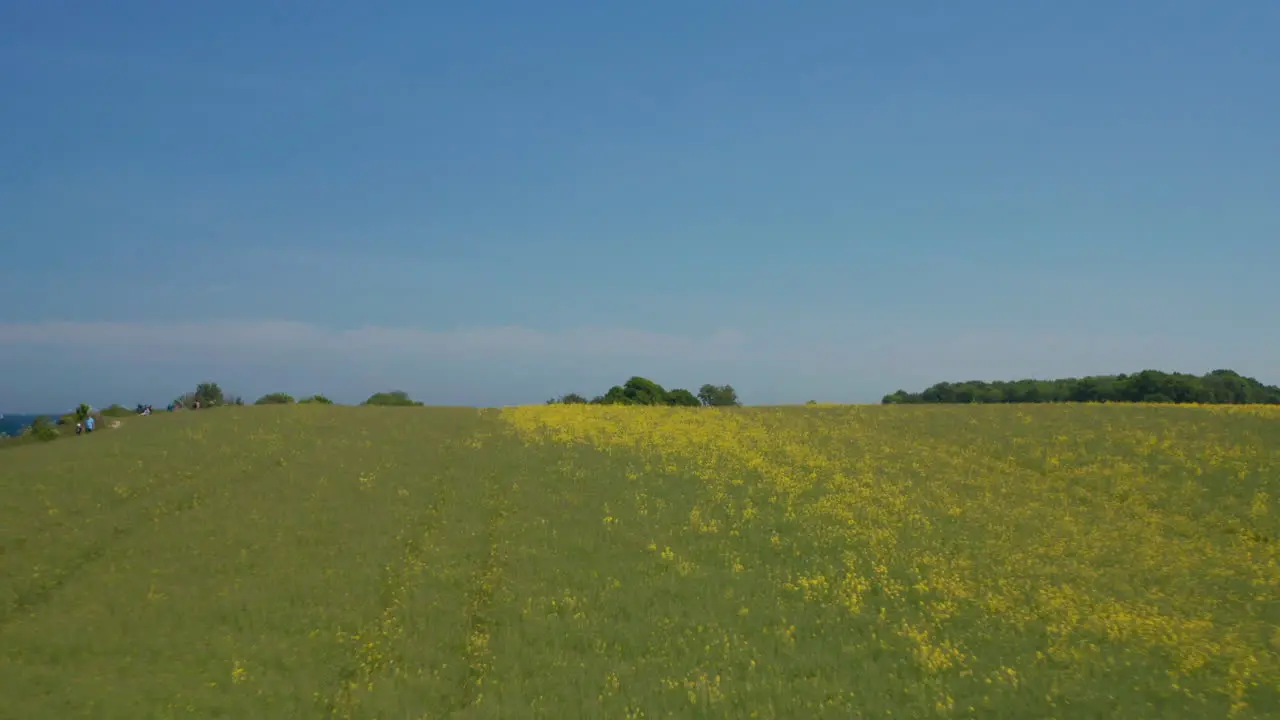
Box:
85;415;95;433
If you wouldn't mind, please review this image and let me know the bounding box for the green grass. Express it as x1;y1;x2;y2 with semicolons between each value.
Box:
2;404;1278;718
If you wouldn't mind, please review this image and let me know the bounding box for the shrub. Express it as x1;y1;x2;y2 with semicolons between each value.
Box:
254;393;296;405
663;388;702;407
29;416;59;442
547;393;588;404
363;391;423;407
299;395;334;404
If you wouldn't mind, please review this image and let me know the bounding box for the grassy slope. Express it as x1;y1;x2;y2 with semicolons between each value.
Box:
1;404;1278;718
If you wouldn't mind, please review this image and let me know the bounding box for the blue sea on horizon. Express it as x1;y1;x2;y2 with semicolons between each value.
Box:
0;413;59;437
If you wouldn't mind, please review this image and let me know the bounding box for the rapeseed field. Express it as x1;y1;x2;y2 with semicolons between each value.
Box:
1;403;1277;718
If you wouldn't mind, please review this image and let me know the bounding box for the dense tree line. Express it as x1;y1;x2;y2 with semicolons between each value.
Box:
5;376;740;450
548;377;740;407
882;369;1280;405
363;390;424;406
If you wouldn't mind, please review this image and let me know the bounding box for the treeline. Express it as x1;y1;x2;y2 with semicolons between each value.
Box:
183;383;415;407
0;384;439;448
253;391;420;406
547;377;740;407
882;369;1280;405
5;376;739;447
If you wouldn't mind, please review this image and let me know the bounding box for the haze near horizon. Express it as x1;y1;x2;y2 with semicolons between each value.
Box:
2;1;1277;412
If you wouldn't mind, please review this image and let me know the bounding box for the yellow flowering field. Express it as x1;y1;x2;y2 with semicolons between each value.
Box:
2;403;1278;717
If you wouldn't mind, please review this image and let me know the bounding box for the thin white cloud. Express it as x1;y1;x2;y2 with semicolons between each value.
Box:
0;320;748;363
1;320;1273;408
867;329;1279;388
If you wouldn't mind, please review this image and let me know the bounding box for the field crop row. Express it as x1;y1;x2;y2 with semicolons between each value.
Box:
1;404;1277;718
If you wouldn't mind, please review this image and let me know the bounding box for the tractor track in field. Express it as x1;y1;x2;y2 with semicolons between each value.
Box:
0;485;207;628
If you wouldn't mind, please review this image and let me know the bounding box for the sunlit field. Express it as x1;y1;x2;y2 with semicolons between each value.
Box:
2;403;1278;718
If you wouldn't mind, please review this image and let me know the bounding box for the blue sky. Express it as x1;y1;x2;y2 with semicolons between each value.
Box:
2;1;1278;411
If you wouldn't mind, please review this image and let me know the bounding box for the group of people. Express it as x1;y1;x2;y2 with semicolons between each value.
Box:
72;398;209;436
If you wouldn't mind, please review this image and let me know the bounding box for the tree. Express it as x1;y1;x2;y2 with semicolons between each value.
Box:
299;395;333;404
255;393;296;405
74;403;92;422
596;385;634;405
364;391;423;407
590;377;672;406
698;383;740;407
663;388;701;407
880;369;1280;405
566;377;745;407
622;377;667;405
194;382;225;406
547;392;588;404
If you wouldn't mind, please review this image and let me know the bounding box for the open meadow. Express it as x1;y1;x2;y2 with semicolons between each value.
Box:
1;403;1278;718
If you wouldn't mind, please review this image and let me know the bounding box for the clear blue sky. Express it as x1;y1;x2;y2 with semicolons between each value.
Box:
2;1;1277;411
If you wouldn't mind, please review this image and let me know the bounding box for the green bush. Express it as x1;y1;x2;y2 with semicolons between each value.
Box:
299;395;334;404
663;388;702;407
363;391;423;407
254;393;296;405
101;404;133;417
29;416;59;442
554;377;740;406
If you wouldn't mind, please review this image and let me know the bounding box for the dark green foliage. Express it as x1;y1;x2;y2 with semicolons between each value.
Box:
175;382;232;408
549;378;737;407
698;383;740;407
596;385;635;405
621;377;667;405
363;391;424;407
299;395;334;404
254;393;296;405
883;369;1280;405
29;416;59;442
547;393;588;405
663;388;701;407
195;382;225;406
